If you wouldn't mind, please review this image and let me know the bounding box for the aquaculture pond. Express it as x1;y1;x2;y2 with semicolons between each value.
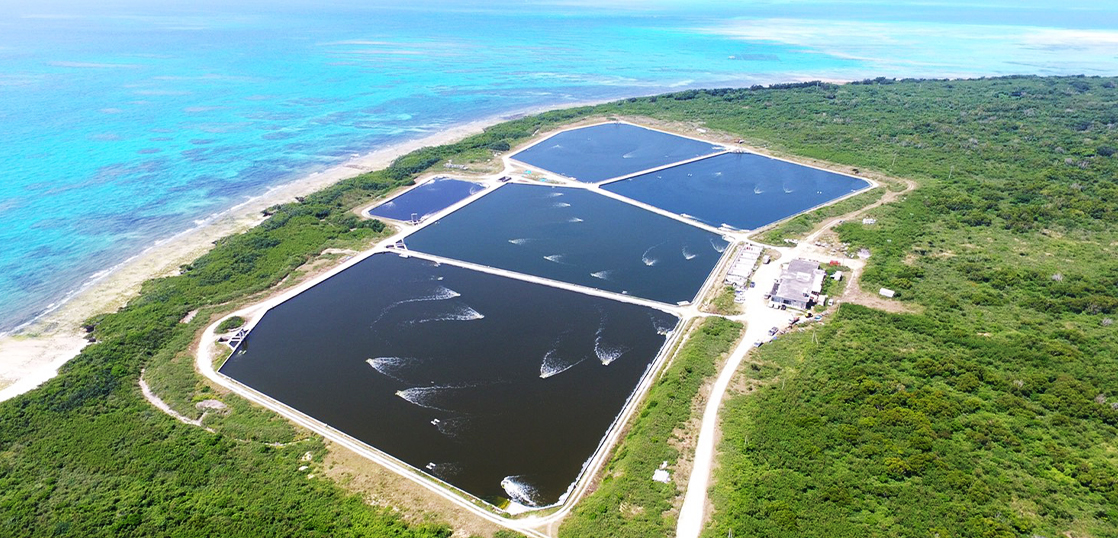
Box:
220;253;678;509
510;123;722;183
602;152;871;230
404;184;729;304
366;177;484;222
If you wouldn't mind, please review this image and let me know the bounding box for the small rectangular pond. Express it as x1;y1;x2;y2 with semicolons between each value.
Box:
510;123;723;183
601;152;871;230
403;184;729;305
220;253;678;509
367;177;485;221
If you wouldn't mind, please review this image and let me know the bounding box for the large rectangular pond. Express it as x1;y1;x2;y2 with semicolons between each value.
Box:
367;177;485;222
220;253;678;509
602;152;871;230
510;123;723;183
404;184;728;304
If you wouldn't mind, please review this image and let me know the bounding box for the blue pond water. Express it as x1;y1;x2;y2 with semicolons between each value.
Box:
404;184;728;304
603;152;871;230
510;123;722;183
220;253;677;508
367;178;484;222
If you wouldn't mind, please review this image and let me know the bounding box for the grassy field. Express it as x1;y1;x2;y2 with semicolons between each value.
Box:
755;188;885;245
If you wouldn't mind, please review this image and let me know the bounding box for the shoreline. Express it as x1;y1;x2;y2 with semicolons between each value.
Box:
0;97;612;403
0;78;872;402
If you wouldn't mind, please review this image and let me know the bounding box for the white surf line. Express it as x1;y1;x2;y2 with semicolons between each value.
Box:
400;250;683;316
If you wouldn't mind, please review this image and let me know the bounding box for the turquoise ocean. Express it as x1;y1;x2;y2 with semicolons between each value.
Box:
1;0;1116;333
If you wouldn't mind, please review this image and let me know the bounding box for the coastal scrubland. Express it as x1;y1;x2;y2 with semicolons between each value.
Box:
559;317;742;538
756;187;884;245
657;78;1117;538
1;76;1115;537
0;105;604;537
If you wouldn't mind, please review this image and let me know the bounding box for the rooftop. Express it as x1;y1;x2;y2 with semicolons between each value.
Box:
772;259;826;306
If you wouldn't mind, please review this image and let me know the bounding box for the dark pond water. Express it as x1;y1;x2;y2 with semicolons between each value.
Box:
220;253;678;508
404;184;728;304
602;152;871;230
510;123;722;183
367;177;484;221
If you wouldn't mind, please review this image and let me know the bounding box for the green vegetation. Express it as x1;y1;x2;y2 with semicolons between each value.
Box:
756;187;884;245
0;108;607;536
708;285;740;316
817;263;850;304
560;317;742;538
216;316;245;333
711;300;1118;538
4;75;1117;537
687;76;1118;538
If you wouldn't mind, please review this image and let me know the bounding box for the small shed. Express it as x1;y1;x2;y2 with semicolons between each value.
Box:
879;288;896;298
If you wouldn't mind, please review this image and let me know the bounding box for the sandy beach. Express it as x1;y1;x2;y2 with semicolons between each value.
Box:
0;100;610;403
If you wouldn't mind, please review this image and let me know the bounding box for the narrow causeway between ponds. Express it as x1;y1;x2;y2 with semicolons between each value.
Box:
403;184;729;305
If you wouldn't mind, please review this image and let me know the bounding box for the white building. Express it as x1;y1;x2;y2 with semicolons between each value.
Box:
769;259;826;310
724;244;763;288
